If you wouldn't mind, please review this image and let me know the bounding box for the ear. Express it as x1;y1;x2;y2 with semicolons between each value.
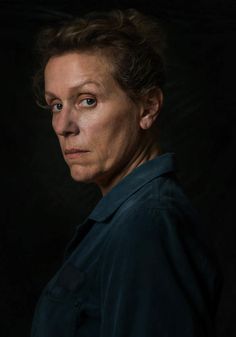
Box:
139;88;163;130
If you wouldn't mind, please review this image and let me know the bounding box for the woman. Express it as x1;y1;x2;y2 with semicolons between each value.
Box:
31;9;221;337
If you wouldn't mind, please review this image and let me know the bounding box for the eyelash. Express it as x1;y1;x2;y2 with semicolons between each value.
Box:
47;97;97;113
79;98;97;108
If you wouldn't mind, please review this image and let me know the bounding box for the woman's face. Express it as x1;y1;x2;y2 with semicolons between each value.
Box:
44;52;145;193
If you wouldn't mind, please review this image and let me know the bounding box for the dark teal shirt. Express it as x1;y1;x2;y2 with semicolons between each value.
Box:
31;153;221;337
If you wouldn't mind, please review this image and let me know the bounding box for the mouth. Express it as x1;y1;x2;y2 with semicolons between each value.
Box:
64;148;89;159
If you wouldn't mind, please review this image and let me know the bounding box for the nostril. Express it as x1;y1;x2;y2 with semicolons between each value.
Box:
52;115;80;136
56;123;80;137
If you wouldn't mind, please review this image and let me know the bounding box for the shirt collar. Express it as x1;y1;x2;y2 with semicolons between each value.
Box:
89;152;177;222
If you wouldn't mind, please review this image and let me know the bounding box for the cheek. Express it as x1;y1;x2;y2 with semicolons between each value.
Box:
57;136;65;149
87;111;138;160
56;136;66;159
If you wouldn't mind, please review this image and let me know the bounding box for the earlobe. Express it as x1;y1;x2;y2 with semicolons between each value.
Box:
139;88;163;130
140;115;158;129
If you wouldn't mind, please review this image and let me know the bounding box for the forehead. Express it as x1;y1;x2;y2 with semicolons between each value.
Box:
44;51;116;94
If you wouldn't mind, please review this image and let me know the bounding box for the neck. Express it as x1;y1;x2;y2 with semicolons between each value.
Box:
97;140;160;196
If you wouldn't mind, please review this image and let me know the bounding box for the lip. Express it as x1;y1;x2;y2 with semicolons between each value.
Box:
64;148;89;158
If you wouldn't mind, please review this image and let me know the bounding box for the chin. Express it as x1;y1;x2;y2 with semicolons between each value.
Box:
69;165;98;184
70;171;93;184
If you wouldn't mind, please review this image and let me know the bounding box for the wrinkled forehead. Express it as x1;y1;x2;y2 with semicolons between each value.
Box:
44;51;115;90
44;48;116;78
43;51;128;101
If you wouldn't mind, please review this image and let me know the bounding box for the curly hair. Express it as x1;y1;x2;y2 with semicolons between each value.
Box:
33;8;166;107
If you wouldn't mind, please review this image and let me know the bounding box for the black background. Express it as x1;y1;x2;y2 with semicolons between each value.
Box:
0;0;236;336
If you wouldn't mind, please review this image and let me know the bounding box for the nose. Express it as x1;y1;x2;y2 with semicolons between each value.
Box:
52;104;79;137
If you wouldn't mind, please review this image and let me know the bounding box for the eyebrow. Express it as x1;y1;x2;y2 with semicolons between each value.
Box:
45;80;105;97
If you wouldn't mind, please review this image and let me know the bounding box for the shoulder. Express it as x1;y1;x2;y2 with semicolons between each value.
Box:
100;173;222;311
109;173;199;242
103;173;213;269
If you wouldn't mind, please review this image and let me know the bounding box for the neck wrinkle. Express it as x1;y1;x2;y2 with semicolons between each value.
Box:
98;140;160;196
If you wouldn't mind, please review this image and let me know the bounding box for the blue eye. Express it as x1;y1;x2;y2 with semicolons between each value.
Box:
80;98;97;107
52;103;63;113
